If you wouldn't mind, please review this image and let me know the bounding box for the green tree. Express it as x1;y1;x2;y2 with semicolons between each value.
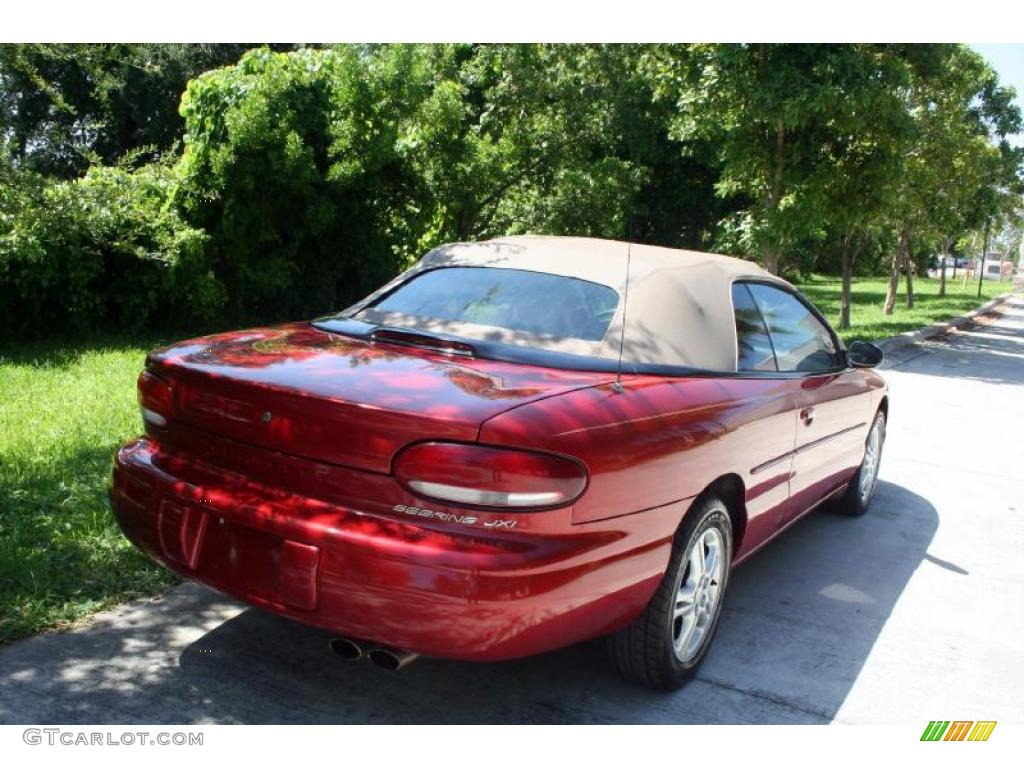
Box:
0;44;282;177
173;44;727;324
176;46;426;323
883;45;1022;314
805;46;915;329
4;43;1023;342
659;44;893;274
398;44;717;251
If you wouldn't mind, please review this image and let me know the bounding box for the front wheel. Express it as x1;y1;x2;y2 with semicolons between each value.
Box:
606;496;732;690
834;410;886;517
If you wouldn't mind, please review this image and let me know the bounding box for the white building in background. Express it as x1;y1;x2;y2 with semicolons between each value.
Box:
980;252;1015;280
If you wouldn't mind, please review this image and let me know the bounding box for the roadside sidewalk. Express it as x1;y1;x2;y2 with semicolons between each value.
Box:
873;288;1016;354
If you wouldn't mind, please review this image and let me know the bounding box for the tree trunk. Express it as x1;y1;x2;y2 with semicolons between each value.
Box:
457;205;473;239
977;218;991;298
839;232;855;330
883;226;908;316
759;120;786;276
939;237;950;297
904;230;914;309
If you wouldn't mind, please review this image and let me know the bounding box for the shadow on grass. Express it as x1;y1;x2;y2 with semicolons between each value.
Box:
0;333;173;369
0;438;177;644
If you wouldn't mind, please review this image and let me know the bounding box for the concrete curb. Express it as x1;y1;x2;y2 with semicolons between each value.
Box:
872;291;1015;353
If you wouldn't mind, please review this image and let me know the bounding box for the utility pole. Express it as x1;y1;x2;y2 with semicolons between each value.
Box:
977;217;990;299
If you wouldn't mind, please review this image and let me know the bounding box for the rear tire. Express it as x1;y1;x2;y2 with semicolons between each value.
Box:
606;495;732;690
834;411;886;517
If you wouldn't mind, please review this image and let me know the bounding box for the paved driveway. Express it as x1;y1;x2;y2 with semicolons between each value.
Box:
2;297;1022;724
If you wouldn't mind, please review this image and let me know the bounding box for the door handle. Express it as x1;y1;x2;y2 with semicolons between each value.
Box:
799;407;815;425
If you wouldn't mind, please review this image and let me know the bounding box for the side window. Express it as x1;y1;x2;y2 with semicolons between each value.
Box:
747;284;838;373
731;283;777;371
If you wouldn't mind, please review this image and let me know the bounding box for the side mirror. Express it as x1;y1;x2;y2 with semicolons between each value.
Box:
848;340;883;369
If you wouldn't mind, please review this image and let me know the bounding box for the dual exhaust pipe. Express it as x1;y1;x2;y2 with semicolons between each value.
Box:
328;636;418;671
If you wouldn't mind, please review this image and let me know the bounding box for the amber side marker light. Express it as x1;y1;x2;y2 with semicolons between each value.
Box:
394;442;587;510
138;370;174;428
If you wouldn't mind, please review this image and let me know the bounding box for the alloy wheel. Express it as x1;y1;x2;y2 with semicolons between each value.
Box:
859;419;883;504
672;527;725;663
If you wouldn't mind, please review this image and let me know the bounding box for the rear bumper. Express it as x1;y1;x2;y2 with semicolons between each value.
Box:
111;437;669;661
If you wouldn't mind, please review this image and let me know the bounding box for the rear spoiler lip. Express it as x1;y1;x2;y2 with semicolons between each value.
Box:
369;327;476;358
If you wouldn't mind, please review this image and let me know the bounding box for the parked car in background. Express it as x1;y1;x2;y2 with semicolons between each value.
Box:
929;256;972;278
111;236;888;689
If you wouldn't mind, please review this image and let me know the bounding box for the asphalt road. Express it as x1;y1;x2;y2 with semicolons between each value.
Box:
2;296;1022;724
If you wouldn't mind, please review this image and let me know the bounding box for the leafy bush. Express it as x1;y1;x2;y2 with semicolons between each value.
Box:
1;45;729;340
0;163;215;338
172;45;677;325
176;46;425;324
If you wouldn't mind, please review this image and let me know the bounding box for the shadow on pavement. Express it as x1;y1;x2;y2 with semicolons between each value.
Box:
0;481;937;729
0;480;936;725
884;306;1024;387
182;482;937;724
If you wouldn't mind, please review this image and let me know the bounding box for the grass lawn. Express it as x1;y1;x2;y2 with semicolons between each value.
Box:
797;273;1013;345
0;335;178;643
0;273;1015;643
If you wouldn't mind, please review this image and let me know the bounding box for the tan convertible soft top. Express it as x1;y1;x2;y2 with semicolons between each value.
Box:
348;235;793;371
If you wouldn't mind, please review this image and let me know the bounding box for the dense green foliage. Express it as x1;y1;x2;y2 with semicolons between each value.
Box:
0;44;292;177
176;46;415;323
1;43;1022;341
1;163;213;336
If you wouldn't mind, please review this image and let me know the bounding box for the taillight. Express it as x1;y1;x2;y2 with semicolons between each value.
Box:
394;442;587;510
138;370;173;428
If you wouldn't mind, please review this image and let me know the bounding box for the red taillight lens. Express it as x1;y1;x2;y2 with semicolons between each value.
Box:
138;370;173;428
394;442;587;510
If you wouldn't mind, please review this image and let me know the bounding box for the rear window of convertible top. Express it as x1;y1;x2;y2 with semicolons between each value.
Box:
355;266;620;343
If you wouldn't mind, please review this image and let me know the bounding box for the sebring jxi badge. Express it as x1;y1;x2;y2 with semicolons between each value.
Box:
393;504;517;529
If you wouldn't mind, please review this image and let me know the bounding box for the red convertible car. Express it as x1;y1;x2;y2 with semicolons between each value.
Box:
112;236;887;689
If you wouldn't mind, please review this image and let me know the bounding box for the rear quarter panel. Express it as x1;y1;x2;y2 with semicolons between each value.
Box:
479;374;800;562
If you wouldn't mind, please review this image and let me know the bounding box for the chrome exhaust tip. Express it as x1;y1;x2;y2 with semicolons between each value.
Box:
366;646;419;671
328;637;365;661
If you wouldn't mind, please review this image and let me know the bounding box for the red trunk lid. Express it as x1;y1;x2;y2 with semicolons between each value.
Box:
146;323;611;474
